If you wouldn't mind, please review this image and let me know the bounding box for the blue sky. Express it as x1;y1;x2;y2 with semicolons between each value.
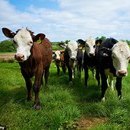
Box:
1;0;130;42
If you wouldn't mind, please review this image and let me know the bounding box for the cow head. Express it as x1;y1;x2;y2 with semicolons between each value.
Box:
67;41;78;60
85;37;96;57
53;50;61;61
2;27;45;62
112;41;130;77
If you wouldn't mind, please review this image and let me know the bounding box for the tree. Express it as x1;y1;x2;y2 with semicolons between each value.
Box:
0;40;16;52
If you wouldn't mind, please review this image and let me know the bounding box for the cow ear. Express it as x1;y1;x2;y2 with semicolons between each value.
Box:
58;42;67;49
33;33;45;42
95;39;102;46
2;28;15;38
77;39;85;47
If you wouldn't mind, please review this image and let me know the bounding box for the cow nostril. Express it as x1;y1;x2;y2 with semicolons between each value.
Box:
21;55;24;59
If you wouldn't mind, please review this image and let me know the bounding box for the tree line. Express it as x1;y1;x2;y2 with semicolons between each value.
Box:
0;36;130;52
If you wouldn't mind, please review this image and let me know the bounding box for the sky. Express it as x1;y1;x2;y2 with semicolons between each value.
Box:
0;0;130;42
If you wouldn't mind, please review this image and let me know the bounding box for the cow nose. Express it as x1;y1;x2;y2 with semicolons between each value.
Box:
118;70;127;77
15;53;24;61
70;57;75;61
89;53;95;57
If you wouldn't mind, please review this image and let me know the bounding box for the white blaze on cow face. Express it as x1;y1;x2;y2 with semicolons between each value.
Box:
13;28;33;62
112;41;130;77
85;37;95;56
67;41;78;60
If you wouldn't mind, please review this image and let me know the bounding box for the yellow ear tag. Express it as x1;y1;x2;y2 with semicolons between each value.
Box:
36;39;42;44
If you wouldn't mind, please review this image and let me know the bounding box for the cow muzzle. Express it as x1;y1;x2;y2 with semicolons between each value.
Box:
117;70;127;77
15;53;24;62
89;53;95;57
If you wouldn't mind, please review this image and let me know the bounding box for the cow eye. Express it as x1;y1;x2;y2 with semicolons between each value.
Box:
112;55;115;59
30;41;33;44
93;45;96;48
28;41;33;46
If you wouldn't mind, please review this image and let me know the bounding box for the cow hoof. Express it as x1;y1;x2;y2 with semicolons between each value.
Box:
33;104;41;110
118;95;122;100
101;97;105;102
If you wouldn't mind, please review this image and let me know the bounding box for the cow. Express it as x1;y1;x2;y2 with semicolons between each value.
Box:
2;27;52;109
96;38;130;101
53;50;66;75
78;37;100;87
76;39;86;78
64;40;78;83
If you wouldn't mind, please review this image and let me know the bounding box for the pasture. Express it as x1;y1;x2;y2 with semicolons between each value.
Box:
0;59;130;129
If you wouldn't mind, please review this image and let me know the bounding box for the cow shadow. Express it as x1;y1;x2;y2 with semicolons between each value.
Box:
0;86;34;110
73;77;101;103
49;68;101;103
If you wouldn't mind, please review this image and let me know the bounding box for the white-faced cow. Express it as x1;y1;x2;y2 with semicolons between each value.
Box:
78;37;100;87
64;41;78;83
96;38;130;101
2;27;52;109
53;50;66;75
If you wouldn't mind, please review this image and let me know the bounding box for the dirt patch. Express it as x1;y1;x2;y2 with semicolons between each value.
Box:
76;117;107;130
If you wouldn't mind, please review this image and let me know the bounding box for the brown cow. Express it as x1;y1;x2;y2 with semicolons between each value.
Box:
53;50;66;75
2;27;52;110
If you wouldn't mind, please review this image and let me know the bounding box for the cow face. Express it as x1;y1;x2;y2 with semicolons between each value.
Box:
2;27;45;62
67;41;78;60
112;41;130;77
67;41;78;69
85;37;96;57
53;50;61;61
13;28;34;62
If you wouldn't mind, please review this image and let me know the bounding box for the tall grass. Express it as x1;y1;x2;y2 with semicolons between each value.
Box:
0;62;130;130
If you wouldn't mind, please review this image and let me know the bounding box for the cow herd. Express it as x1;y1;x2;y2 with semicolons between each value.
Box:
2;27;130;110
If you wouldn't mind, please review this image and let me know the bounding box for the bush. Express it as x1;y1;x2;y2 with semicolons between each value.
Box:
0;40;16;52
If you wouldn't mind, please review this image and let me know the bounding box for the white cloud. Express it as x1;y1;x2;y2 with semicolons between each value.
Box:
1;0;130;41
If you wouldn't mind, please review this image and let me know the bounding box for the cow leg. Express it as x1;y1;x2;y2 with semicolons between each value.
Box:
21;70;32;101
56;64;60;75
72;68;75;79
100;73;108;101
96;69;100;86
115;77;122;99
44;65;50;86
78;63;82;78
108;76;114;91
26;78;32;101
33;72;43;110
62;64;66;74
84;67;88;87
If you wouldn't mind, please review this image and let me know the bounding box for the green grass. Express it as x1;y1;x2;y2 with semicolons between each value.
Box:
0;62;130;130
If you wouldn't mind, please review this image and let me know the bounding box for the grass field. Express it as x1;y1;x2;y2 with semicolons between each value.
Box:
0;61;130;130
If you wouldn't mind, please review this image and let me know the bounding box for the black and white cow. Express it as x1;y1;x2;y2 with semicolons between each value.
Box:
96;38;130;101
78;37;100;87
76;39;85;78
64;40;78;83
